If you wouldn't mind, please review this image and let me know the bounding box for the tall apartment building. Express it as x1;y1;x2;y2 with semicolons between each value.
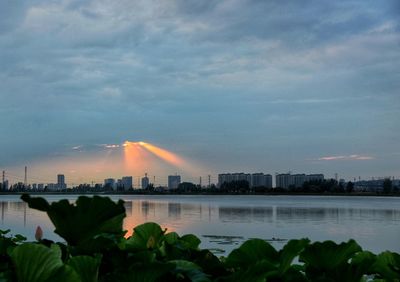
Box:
251;173;273;188
121;176;133;190
57;174;66;189
218;173;251;187
306;174;325;182
168;175;181;189
291;174;306;188
141;173;149;189
276;173;325;188
276;173;291;189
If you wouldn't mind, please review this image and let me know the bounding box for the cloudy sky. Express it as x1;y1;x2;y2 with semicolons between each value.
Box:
1;0;399;185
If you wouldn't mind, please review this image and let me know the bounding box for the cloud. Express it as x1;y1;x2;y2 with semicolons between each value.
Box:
317;155;374;161
102;144;121;149
0;0;398;181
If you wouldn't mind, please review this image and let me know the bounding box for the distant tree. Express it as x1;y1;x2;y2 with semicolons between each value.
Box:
346;181;354;193
383;179;392;194
220;180;249;193
147;183;154;192
178;182;197;192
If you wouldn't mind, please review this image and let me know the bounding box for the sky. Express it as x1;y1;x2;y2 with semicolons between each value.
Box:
1;0;399;185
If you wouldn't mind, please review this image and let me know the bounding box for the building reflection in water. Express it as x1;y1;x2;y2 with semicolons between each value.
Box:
218;206;400;223
219;207;273;222
168;203;181;219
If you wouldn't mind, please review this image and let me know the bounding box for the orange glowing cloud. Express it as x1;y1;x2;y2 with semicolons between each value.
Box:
123;141;153;173
138;142;184;167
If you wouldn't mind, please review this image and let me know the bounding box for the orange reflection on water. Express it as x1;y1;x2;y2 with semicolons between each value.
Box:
123;200;175;238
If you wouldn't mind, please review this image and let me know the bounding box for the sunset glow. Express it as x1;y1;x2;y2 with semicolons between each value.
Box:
123;141;185;168
138;142;184;167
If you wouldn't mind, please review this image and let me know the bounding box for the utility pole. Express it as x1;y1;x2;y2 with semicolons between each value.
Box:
2;170;4;188
199;176;202;187
208;175;211;188
24;166;27;188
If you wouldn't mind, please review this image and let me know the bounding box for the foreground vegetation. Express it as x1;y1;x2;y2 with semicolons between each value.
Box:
0;195;398;281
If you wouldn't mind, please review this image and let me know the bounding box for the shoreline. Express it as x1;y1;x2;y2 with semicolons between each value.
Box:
0;191;398;197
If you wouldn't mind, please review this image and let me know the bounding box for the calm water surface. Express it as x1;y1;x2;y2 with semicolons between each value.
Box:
0;195;399;254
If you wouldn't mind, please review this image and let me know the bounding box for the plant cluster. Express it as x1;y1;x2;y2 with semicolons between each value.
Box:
0;194;398;281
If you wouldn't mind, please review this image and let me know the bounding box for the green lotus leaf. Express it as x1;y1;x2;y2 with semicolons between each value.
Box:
225;239;279;269
372;251;400;280
171;260;211;282
21;195;126;249
126;222;165;250
67;255;102;282
11;243;78;282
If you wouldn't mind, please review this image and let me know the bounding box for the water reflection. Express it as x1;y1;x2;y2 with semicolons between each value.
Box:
0;195;399;253
219;207;273;222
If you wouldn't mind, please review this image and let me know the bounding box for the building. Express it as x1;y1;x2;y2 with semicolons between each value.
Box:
276;173;324;189
38;184;44;190
306;174;324;182
104;178;116;190
276;174;291;189
57;174;66;189
291;174;306;188
3;180;8;190
121;176;133;190
218;173;251;187
251;173;273;188
168;175;181;189
141;173;149;189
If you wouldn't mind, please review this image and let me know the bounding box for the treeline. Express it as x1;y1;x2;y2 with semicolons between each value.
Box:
217;178;399;194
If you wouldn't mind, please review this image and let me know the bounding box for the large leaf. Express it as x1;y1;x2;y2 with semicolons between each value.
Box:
68;255;102;282
126;222;165;250
221;260;276;282
11;243;77;282
300;239;362;270
112;262;174;282
180;234;201;250
300;240;363;282
372;251;400;280
278;238;310;273
225;239;279;269
21;194;126;248
350;251;377;278
171;260;211;282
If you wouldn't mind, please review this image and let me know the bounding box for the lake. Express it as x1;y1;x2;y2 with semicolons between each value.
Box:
0;194;399;254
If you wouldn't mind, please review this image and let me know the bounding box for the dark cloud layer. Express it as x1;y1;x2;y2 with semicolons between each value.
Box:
0;0;399;180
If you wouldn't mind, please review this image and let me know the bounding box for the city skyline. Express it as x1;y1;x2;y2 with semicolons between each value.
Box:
2;164;397;189
1;1;399;182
